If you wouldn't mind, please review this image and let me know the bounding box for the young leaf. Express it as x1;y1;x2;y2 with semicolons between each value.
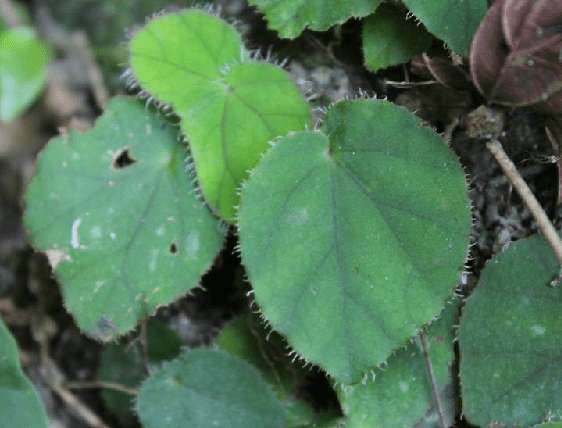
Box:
0;27;52;122
401;0;487;56
24;97;225;340
248;0;385;39
362;3;432;72
337;299;459;428
135;348;287;428
0;319;48;428
97;320;186;426
129;9;312;222
459;234;562;427
238;98;471;384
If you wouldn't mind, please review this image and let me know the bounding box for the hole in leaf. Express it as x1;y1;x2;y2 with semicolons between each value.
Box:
169;242;178;254
112;146;138;169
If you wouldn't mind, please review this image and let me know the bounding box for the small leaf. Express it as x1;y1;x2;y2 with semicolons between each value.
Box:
129;9;311;221
97;320;186;426
24;97;224;340
136;348;287;428
0;27;52;122
338;299;458;428
239;99;471;384
362;3;432;72
248;0;385;39
0;319;48;428
459;234;562;427
401;0;487;56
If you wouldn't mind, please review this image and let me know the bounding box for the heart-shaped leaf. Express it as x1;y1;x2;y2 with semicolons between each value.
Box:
129;9;311;222
337;299;458;428
401;0;487;56
0;319;48;428
24;97;225;340
248;0;385;39
459;234;562;427
238;99;471;384
136;348;287;428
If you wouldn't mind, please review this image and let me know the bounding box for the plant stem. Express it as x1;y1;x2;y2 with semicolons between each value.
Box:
486;139;562;267
420;331;447;428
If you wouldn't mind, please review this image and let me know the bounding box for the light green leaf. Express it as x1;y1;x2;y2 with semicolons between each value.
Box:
362;3;432;72
238;98;471;384
129;9;311;222
0;318;48;428
136;348;287;428
24;97;224;340
459;234;562;427
248;0;385;39
338;299;458;428
97;320;186;426
0;27;52;122
400;0;487;56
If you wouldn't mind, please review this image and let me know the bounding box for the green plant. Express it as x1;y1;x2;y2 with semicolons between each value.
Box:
7;2;562;428
0;25;52;122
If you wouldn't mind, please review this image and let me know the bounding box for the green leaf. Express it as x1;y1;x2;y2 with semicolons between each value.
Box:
459;234;562;427
136;348;287;428
0;318;48;428
248;0;385;39
401;0;487;56
129;9;311;222
337;299;458;428
217;313;343;427
362;3;432;72
238;98;471;384
0;27;52;122
24;97;224;340
97;320;186;426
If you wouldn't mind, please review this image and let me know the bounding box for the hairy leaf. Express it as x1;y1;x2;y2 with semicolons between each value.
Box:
24;97;224;340
129;9;311;221
338;299;458;428
239;99;471;383
402;0;487;56
459;234;562;427
248;0;384;39
136;348;287;428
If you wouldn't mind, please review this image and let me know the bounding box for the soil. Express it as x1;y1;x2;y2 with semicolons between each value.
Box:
1;1;560;427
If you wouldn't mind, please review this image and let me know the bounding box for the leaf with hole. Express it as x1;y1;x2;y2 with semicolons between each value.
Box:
247;0;384;39
238;98;471;384
401;0;487;56
24;97;225;340
129;9;311;222
459;234;562;427
337;299;458;428
362;3;432;72
136;348;287;428
0;318;48;428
